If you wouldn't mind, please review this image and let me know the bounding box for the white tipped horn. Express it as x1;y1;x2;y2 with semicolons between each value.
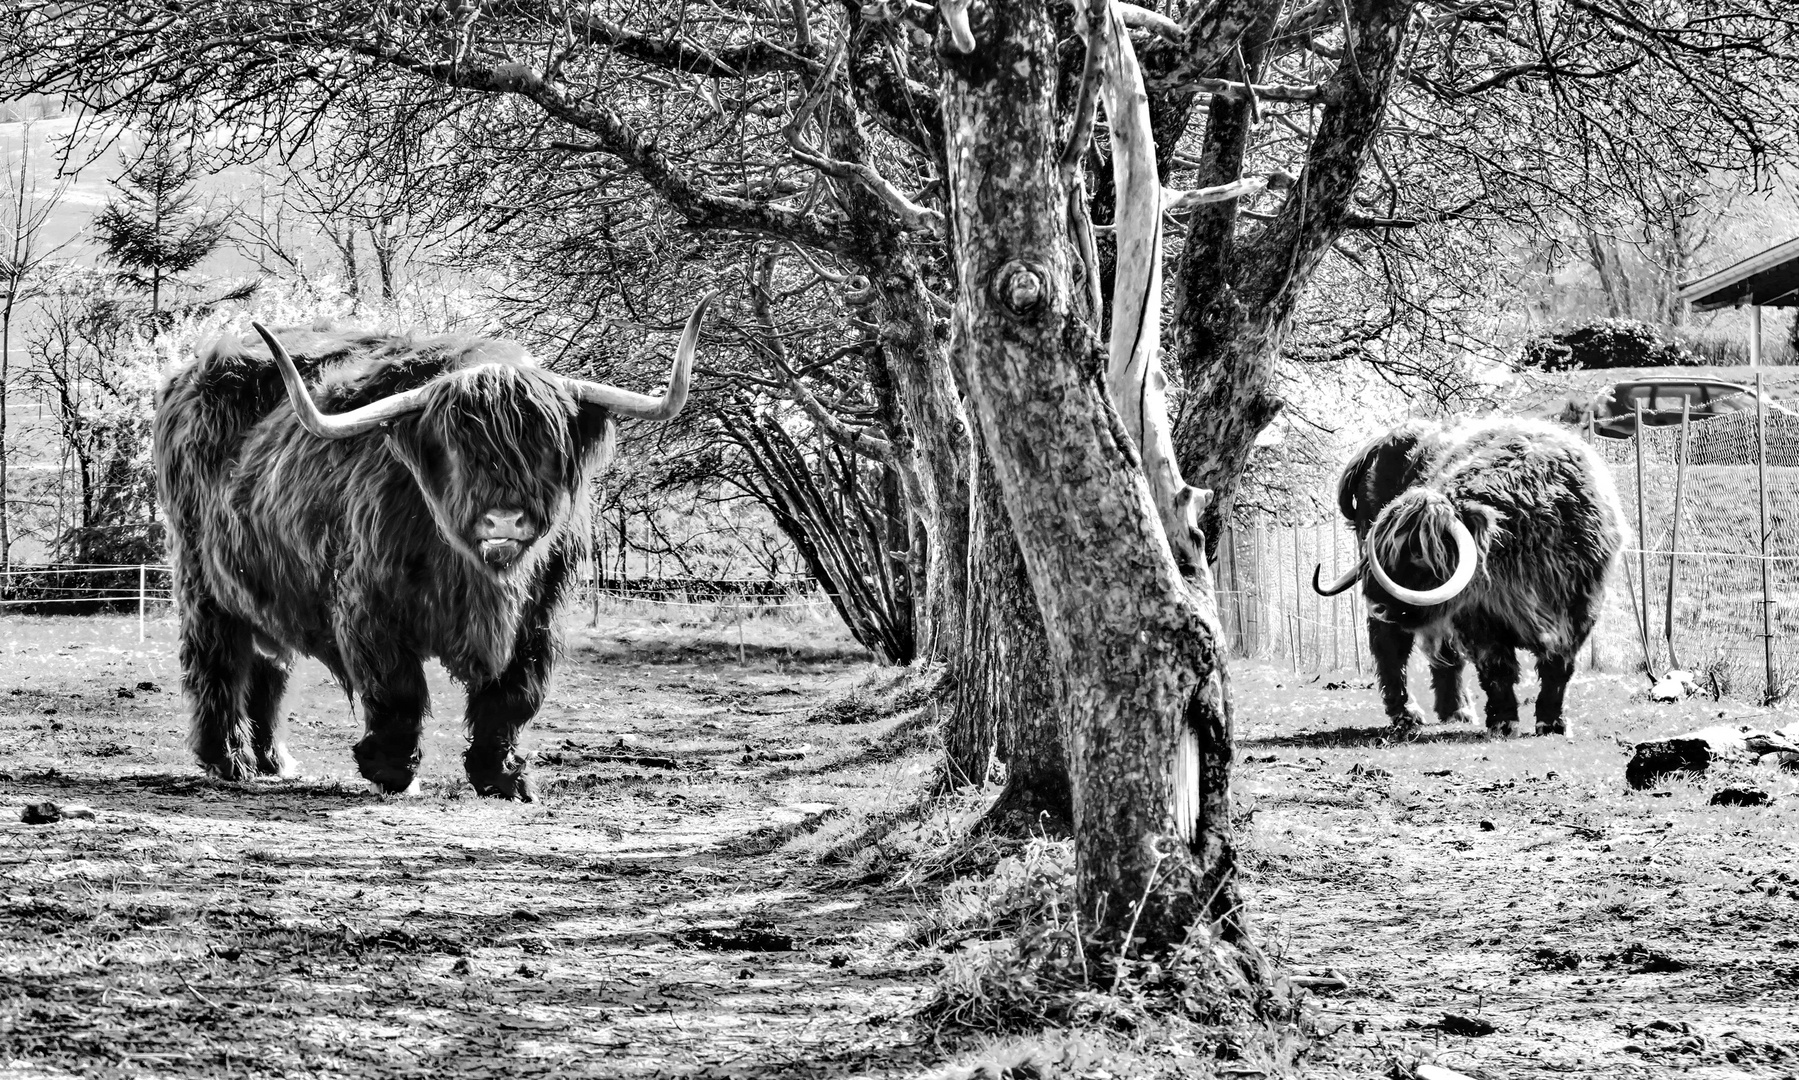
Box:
254;322;429;440
1367;517;1478;607
569;291;718;422
1312;562;1361;596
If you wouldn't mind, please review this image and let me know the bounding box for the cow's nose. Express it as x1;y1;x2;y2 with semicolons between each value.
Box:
481;510;531;540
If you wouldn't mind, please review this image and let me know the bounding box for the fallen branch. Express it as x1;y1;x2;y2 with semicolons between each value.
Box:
1626;723;1799;790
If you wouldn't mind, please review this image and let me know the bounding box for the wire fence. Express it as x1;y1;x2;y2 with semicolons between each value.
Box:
0;564;831;627
1214;522;1368;675
1593;395;1799;702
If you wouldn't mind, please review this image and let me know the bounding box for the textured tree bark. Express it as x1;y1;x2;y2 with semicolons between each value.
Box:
941;0;1254;955
872;260;971;663
945;432;1068;833
1169;0;1414;550
827;25;972;663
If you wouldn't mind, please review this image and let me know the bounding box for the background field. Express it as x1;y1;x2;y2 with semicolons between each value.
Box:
3;611;1796;1078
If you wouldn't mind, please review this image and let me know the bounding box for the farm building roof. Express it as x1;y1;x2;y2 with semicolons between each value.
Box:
1679;235;1799;310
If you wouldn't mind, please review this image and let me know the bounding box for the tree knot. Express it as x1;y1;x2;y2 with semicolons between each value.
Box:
994;260;1050;318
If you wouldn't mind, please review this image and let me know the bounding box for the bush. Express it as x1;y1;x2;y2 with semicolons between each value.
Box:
1522;318;1701;372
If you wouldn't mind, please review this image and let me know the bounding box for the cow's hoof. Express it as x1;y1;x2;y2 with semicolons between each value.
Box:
472;771;536;802
255;743;298;778
354;739;421;795
358;762;419;795
199;752;255;783
1388;705;1428;734
1534;722;1567;737
465;748;536;802
1444;707;1479;725
1485;722;1517;739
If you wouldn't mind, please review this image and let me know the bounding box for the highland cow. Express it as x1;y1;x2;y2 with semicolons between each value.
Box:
154;295;716;799
1313;418;1625;737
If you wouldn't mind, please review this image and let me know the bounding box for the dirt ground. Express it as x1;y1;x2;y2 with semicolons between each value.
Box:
1236;664;1799;1080
3;610;1798;1079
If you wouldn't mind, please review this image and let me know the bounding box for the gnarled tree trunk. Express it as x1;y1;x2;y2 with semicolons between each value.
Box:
944;431;1066;833
940;0;1253;955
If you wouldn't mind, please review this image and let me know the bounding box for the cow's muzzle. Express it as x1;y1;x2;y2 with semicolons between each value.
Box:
476;510;535;568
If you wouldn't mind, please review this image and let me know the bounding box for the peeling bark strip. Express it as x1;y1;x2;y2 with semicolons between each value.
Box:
941;0;1253;954
1082;0;1211;586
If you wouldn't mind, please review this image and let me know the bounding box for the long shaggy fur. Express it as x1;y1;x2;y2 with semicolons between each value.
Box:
1336;417;1626;735
156;325;614;795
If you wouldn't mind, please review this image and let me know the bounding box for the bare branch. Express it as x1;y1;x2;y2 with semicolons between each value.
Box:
1185;75;1325;102
1163;176;1269;212
750;255;894;462
1117;3;1184;43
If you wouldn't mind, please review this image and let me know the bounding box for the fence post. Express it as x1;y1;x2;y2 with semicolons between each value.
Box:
1250;522;1265;658
1227;526;1246;656
1588;412;1601;670
1329;521;1339;671
1288;527;1301;672
1758;371;1776;702
1633;402;1651;673
138;564;146;642
1665;400;1689;670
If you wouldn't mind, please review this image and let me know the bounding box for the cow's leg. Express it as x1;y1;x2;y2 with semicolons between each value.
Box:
1533;651;1578;736
179;597;256;781
1428;639;1476;723
349;657;430;795
463;624;553;802
245;650;297;777
1469;643;1522;738
1369;619;1426;731
1535;594;1598;737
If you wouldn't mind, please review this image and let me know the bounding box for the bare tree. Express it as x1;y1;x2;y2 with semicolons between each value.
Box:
17;268;161;565
0;118;72;570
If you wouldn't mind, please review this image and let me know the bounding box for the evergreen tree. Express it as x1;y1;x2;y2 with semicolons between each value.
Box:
92;144;229;322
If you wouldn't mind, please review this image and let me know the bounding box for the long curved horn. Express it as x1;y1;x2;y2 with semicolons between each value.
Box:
1313;562;1360;596
1366;517;1478;607
253;323;430;440
569;291;718;422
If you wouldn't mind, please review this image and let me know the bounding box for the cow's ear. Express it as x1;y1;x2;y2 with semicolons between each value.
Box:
574;404;618;468
575;402;615;444
1459;503;1501;547
384;425;451;503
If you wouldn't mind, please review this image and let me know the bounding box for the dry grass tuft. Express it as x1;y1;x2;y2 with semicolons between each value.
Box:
912;839;1299;1077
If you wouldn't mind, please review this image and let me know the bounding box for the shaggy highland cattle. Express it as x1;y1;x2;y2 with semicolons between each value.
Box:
154;295;717;799
1313;418;1625;737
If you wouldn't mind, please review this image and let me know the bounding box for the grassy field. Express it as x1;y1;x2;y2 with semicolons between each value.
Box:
2;610;1797;1078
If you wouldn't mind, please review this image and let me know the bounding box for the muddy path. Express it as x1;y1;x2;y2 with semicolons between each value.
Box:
1;614;948;1079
